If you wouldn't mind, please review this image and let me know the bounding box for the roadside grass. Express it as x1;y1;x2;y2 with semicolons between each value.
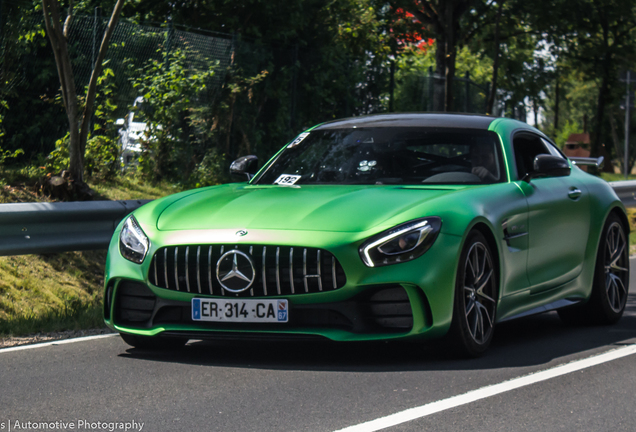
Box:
0;167;184;337
87;174;180;201
626;207;636;256
0;251;106;336
600;173;636;182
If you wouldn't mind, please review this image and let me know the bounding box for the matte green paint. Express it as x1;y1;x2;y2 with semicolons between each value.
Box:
105;116;627;342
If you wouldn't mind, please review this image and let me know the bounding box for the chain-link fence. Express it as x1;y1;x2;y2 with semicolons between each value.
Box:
67;14;233;117
1;7;493;183
395;66;490;114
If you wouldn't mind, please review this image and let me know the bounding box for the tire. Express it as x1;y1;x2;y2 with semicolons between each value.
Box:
558;213;630;325
120;333;188;350
447;230;498;357
589;213;630;323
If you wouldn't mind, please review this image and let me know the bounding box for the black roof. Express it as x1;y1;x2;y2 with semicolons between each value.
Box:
314;113;496;130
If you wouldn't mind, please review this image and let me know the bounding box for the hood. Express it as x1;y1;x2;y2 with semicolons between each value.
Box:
156;184;461;233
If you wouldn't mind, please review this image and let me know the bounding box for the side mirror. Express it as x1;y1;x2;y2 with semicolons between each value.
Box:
230;155;258;181
523;155;570;182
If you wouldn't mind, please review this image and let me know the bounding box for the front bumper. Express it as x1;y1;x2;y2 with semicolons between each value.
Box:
104;228;462;342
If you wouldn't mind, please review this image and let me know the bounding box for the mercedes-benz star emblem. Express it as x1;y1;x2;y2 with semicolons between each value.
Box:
216;250;256;293
235;229;248;237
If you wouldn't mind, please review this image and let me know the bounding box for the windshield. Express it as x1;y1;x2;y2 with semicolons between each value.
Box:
253;127;505;185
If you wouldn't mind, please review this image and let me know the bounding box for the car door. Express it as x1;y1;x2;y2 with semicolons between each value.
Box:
513;133;591;291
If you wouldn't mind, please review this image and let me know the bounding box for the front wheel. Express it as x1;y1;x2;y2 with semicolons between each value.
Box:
447;230;498;357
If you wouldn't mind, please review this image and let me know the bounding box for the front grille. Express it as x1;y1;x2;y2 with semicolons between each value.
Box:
148;245;347;297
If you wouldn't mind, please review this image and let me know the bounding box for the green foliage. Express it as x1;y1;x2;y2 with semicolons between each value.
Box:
92;66;120;136
554;120;582;149
45;133;120;180
1;1;65;157
186;148;228;189
394;44;492;112
0;99;25;170
129;49;215;182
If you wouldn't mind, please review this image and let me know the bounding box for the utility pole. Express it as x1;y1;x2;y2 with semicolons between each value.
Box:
620;70;634;179
625;71;630;179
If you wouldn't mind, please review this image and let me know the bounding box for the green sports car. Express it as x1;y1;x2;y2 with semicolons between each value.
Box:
104;113;629;356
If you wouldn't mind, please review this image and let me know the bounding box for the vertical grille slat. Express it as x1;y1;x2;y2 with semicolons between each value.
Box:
249;246;255;297
164;248;169;290
185;246;191;293
150;244;346;297
262;246;268;296
153;254;158;287
196;246;202;294
289;247;295;295
332;256;337;290
317;250;323;292
276;247;281;295
219;246;225;296
303;248;309;293
207;246;213;295
174;247;179;291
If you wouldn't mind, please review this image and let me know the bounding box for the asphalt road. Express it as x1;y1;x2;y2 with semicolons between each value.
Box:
2;262;636;432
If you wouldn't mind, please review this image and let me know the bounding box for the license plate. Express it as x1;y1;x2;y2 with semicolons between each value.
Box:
191;298;289;323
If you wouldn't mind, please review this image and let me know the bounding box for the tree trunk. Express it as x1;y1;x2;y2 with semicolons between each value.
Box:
76;0;125;180
433;31;447;111
553;68;560;135
592;55;610;159
443;3;456;112
42;0;124;188
406;1;470;113
486;0;505;115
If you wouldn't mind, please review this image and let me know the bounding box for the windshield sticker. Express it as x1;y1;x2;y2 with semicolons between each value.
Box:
287;133;310;148
274;174;302;185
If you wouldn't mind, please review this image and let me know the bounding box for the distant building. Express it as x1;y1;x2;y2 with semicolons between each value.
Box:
563;133;591;171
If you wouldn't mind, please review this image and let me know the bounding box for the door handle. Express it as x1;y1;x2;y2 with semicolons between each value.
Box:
568;187;582;200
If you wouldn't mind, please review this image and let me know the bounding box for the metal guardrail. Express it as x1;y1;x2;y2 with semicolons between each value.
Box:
609;180;636;208
0;200;151;256
0;180;634;257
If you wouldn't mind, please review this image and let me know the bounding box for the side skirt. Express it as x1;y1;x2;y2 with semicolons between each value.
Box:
496;298;583;323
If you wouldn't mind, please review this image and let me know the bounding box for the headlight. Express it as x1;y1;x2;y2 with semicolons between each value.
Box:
119;216;149;263
359;217;442;267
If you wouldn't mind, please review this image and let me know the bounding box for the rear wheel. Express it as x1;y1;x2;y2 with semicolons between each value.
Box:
120;333;188;350
448;230;498;357
590;213;629;323
558;213;629;325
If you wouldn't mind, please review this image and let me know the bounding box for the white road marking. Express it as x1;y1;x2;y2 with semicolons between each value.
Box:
334;344;636;432
0;333;118;354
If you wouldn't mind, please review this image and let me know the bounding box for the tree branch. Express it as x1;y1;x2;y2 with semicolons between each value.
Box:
63;0;73;38
79;0;125;154
42;0;69;112
416;0;444;31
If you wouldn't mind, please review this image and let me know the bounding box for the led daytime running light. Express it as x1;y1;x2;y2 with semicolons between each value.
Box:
362;220;429;267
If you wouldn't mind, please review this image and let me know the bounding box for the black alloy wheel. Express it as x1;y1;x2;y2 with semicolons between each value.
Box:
448;230;498;357
559;213;630;325
592;214;630;323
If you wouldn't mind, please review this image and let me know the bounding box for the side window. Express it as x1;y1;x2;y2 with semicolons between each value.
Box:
540;137;567;159
512;133;551;180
